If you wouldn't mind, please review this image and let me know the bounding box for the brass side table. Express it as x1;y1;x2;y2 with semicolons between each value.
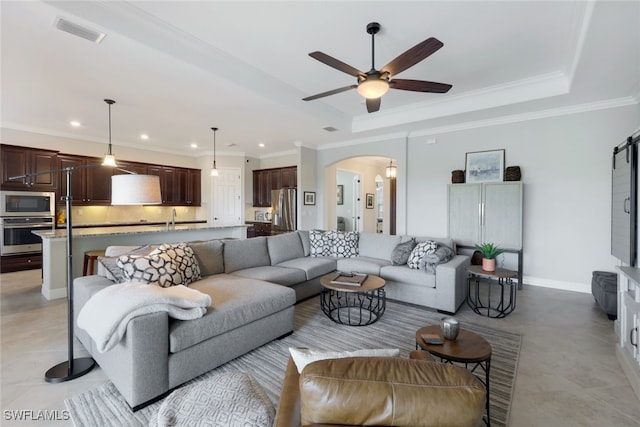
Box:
467;265;517;318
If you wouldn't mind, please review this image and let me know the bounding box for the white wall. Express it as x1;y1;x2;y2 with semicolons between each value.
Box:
404;105;640;292
298;146;317;230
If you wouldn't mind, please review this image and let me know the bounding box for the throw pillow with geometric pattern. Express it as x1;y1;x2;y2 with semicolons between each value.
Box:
153;242;202;286
333;231;359;258
117;251;183;287
407;240;438;269
309;230;335;257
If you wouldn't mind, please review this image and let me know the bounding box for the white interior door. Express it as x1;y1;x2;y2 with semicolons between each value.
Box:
211;167;242;225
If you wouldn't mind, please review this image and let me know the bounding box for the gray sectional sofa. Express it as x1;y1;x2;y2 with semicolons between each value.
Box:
73;230;469;409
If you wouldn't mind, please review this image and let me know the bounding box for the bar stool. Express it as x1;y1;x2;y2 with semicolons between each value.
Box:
83;249;106;276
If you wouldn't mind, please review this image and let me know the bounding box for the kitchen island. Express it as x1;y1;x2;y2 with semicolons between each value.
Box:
34;223;247;300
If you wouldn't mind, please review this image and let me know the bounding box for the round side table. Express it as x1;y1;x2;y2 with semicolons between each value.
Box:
416;325;492;426
467;265;517;318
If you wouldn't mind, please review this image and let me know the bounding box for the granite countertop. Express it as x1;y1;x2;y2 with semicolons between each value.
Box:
34;222;247;239
55;220;207;229
245;220;272;224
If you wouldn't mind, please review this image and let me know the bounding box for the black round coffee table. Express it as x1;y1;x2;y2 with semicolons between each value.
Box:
320;272;385;326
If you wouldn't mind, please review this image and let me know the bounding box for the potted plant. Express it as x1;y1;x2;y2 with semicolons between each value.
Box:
475;243;505;272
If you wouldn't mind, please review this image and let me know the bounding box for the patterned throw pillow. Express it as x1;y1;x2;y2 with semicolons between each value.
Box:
117;251;182;287
333;231;359;258
117;242;201;287
407;240;438;269
391;238;417;265
152;372;275;427
154;242;202;286
309;230;334;257
98;245;153;283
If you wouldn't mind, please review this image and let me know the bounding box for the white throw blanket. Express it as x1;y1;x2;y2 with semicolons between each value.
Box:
77;281;211;353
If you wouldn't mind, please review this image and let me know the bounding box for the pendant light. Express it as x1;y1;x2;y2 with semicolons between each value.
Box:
102;99;117;167
385;159;397;179
210;127;219;177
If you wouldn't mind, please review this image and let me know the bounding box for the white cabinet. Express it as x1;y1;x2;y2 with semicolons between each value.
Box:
448;182;523;250
617;267;640;400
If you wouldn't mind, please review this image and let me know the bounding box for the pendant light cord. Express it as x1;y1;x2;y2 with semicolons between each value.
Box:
105;99;115;156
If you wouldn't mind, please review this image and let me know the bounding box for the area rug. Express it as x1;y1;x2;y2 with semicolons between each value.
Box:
66;296;521;426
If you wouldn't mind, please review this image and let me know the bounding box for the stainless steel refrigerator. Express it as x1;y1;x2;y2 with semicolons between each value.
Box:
271;188;296;234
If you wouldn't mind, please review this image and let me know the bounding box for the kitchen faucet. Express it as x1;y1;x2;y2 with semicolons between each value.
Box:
171;208;177;226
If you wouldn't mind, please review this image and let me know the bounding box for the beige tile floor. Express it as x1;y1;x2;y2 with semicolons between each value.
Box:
1;269;640;426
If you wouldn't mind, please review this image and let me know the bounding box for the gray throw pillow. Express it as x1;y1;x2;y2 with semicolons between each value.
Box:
420;245;454;274
391;238;417;265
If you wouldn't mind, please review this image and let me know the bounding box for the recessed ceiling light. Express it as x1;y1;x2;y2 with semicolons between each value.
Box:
258;143;265;148
69;121;81;127
190;143;198;149
140;134;149;140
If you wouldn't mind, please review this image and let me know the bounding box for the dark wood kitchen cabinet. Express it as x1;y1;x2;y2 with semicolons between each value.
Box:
147;165;201;206
252;166;297;207
56;154;112;205
246;221;271;237
1;144;58;191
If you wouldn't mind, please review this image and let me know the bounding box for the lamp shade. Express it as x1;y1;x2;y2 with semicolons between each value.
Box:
357;78;389;99
111;174;162;205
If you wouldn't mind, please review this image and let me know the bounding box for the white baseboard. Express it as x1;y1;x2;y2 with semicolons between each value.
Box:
42;287;67;300
523;275;591;294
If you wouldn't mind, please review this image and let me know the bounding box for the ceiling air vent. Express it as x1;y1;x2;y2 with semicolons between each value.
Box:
323;126;338;132
55;18;106;44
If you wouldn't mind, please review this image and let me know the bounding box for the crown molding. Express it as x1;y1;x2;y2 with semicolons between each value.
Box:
408;96;639;139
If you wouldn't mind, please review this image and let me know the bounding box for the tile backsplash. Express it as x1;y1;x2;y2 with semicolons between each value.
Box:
58;205;199;226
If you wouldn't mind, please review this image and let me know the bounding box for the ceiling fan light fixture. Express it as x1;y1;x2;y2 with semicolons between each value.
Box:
357;78;389;99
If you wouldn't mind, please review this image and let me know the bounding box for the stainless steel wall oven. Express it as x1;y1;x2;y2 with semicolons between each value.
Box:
0;191;55;255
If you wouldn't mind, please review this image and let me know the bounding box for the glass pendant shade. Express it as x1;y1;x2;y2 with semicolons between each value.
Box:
210;127;219;177
357;78;390;99
102;99;117;167
386;160;397;178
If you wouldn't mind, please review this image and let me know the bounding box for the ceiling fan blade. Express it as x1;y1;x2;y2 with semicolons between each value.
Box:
302;85;358;101
381;37;443;78
391;79;452;93
309;51;364;77
366;97;381;113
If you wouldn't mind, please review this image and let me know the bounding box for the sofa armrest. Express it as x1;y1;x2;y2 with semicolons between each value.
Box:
273;357;301;427
434;255;470;313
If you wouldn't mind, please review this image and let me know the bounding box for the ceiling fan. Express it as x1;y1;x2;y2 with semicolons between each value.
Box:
302;22;452;113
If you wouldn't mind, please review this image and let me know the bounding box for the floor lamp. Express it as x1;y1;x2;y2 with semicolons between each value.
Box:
10;168;162;383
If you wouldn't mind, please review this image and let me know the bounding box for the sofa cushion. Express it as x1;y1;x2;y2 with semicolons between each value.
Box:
309;230;334;257
299;357;486;427
407;240;438;269
333;231;359;258
170;275;295;353
224;237;271;273
190;239;224;276
277;257;337;280
336;256;391;275
297;230;311;256
391;238;417;266
230;266;307;287
267;232;305;265
379;265;437;288
357;233;402;261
